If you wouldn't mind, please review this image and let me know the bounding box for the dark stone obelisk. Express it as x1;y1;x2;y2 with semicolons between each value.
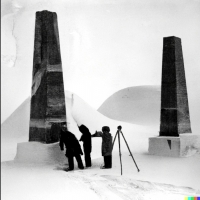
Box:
29;11;66;143
160;36;192;137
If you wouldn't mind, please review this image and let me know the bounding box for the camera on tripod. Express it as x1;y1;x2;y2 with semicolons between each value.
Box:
117;126;122;131
113;125;140;175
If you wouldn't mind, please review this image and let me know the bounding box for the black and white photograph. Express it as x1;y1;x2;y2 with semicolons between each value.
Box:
1;0;200;199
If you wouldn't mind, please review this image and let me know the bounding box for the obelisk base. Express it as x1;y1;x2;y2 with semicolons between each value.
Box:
14;142;67;164
148;134;200;157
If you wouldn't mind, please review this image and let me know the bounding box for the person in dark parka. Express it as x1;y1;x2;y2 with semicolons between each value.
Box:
92;126;112;169
59;123;84;171
78;124;92;167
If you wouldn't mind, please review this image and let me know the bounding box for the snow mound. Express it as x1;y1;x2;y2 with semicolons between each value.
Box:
98;85;161;126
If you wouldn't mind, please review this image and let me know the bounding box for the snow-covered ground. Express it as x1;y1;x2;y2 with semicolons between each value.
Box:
1;90;200;200
2;154;200;200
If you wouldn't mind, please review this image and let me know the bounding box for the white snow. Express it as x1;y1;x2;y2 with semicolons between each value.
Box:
1;90;200;200
98;85;161;126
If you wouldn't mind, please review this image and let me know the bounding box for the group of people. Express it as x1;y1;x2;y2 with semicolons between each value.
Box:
59;123;113;172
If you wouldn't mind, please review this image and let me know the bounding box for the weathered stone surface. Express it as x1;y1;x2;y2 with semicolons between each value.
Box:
29;11;66;143
160;36;192;137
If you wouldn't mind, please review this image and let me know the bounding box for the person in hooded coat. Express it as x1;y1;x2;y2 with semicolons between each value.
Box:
78;124;92;167
92;126;112;169
59;123;84;171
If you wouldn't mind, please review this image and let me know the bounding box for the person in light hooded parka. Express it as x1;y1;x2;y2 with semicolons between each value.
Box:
78;124;92;167
92;126;112;169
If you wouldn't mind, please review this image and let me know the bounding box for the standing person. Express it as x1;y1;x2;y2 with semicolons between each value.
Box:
92;126;112;169
78;124;92;168
59;123;84;171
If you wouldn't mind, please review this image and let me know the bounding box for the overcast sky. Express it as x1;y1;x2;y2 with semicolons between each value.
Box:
1;0;200;123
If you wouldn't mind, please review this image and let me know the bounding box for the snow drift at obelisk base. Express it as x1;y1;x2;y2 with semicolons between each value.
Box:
1;86;200;200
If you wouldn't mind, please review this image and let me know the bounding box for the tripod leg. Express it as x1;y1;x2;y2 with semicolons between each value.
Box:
112;131;118;147
120;131;140;172
118;131;123;175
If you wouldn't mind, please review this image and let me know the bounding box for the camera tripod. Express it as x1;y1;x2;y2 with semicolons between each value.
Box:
112;126;140;175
